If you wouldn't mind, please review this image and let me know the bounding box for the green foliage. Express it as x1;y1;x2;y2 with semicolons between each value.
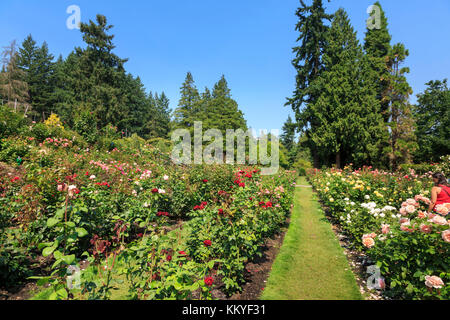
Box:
73;110;99;145
307;8;386;168
0;105;28;137
413;79;450;163
17;35;56;121
0;137;31;163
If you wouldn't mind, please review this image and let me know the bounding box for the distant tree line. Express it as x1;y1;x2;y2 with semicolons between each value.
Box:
0;14;248;145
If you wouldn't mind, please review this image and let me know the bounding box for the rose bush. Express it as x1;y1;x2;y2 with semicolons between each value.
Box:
308;166;449;300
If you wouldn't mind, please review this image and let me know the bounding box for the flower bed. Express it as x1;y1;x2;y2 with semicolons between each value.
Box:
0;133;296;300
308;166;449;300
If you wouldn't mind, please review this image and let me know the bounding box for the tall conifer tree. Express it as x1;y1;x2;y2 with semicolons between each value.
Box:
287;0;332;167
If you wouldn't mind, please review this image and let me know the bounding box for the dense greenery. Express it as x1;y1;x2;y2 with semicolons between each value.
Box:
284;1;447;170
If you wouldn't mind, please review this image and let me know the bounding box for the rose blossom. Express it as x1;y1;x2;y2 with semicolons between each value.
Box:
435;204;449;216
362;237;375;249
399;207;408;216
405;205;416;214
442;230;450;243
381;224;390;235
432;215;448;226
417;211;427;219
420;224;432;234
425;276;445;289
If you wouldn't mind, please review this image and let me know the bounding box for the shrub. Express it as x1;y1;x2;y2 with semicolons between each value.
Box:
0;106;28;138
73;111;98;145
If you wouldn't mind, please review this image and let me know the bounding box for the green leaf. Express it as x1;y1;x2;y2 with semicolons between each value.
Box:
43;246;56;257
76;227;88;238
47;218;60;228
62;254;76;265
54;250;63;261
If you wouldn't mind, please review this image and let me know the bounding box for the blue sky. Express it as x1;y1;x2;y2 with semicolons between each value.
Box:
1;0;449;132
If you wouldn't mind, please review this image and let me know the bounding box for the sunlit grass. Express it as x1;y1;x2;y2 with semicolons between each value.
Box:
261;177;362;300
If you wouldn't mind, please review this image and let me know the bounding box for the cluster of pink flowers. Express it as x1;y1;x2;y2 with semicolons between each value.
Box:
43;137;71;148
140;170;152;180
435;203;450;216
89;160;111;172
400;198;420;216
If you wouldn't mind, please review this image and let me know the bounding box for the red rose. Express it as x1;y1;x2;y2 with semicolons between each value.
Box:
204;240;212;247
152;188;159;193
204;277;214;287
218;209;224;215
203;179;208;183
179;251;187;255
166;255;172;262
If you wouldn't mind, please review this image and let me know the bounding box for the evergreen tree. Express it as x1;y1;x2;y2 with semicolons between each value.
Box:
364;2;392;123
287;0;332;168
52;54;78;125
308;8;386;168
0;41;29;111
17;35;56;121
206;75;247;133
413;79;450;163
281;115;298;164
64;14;130;129
385;43;417;169
173;72;201;131
152;92;172;139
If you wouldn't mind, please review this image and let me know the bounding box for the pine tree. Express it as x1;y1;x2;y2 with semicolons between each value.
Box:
287;0;332;168
173;72;201;131
152;92;172;139
17;35;56;121
413;79;450;163
364;1;392;124
66;14;129;129
281;115;298;164
385;43;417;169
308;8;386;168
0;41;29;111
206;75;247;133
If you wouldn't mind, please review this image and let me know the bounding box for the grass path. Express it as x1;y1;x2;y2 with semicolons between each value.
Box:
261;177;362;300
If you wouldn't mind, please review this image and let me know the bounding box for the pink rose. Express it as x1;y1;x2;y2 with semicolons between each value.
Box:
420;224;432;234
442;230;450;243
399;207;408;216
435;204;449;216
362;237;375;249
405;205;416;214
425;276;445;289
417;211;427;219
381;224;390;235
432;215;448;226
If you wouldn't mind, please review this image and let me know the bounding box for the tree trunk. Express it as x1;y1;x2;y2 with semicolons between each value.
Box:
336;151;341;169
